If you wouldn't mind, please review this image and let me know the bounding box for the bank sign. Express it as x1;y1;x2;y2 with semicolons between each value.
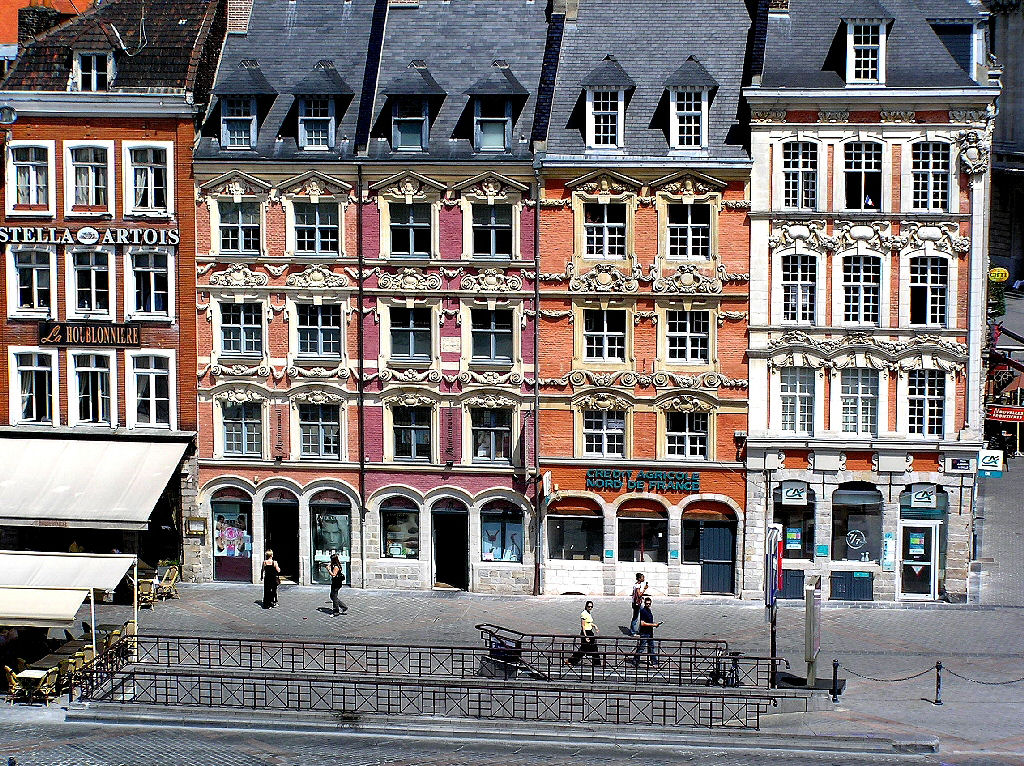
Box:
585;468;701;493
0;225;179;246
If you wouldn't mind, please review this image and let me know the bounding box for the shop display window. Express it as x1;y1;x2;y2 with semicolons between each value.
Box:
617;518;668;563
773;483;816;560
212;497;253;581
831;485;883;562
311;503;351;584
381;501;419;559
547;517;603;561
480;506;523;563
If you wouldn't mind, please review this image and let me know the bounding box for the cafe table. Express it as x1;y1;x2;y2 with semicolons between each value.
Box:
14;668;48;699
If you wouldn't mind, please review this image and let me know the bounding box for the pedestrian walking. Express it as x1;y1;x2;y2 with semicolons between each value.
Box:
328;554;348;616
566;600;601;667
260;550;280;609
629;572;648;635
628;596;661;667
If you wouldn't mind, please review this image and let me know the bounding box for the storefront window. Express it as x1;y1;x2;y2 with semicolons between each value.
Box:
547;517;603;561
831;484;883;562
480;505;523;562
212;494;253;581
773;482;816;560
311;500;351;585
618;518;668;563
381;500;419;559
682;521;700;562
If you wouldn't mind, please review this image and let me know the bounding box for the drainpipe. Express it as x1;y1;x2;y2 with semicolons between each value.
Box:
357;162;367;590
533;166;542;596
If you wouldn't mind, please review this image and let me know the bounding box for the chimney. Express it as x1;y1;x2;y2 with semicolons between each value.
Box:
18;2;64;46
227;0;255;34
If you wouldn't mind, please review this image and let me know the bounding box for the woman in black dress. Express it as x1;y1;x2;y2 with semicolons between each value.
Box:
328;553;347;616
261;550;280;608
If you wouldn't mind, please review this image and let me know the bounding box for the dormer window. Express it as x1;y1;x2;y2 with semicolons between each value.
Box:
474;97;511;152
670;89;708;148
847;21;886;84
587;89;624;148
221;98;257;148
78;53;111;92
298;97;335;150
393;97;428;150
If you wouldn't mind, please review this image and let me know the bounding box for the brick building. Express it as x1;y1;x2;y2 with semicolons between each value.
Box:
533;0;755;597
0;0;224;561
743;0;999;601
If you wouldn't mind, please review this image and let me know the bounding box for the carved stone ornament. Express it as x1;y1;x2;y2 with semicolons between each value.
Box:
658;395;715;413
879;110;916;124
818;110;849;124
376;268;443;291
372;171;446;201
569;263;639;293
760;330;968;372
955;130;990;175
457;370;525;386
461;269;524;293
722;199;752;211
574;392;631;411
894;221;971;255
379;368;442;384
463;393;518;409
198;170;272;203
286;264;351;289
287;365;351;380
652;263;723;294
265;264;289;277
381;392;437;408
212;387;266;403
544;369;747;390
209;264;269;287
210;363;273;378
565;170;642;196
831;220;892;253
717;311;748;326
750;109;787;123
633;311;658;325
292;389;344;404
768;220;834;251
454;172;528;201
649;171;726;197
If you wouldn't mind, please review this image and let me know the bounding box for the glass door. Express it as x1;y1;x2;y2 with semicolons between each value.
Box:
898;522;939;600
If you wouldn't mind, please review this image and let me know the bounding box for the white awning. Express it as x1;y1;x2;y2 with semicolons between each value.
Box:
0;551;137;591
0;587;91;628
0;437;188;530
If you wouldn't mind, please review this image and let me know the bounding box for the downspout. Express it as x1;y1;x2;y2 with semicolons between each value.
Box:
357;162;367;590
533;166;542;596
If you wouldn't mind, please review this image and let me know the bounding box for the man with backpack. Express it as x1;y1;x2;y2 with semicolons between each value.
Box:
630;572;648;636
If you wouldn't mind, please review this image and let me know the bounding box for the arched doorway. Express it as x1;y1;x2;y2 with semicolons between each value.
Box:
682;500;737;595
431;497;469;590
211;487;253;582
263;489;299;582
310;490;352;586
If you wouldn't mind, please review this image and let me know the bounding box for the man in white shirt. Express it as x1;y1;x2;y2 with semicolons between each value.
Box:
630;572;648;636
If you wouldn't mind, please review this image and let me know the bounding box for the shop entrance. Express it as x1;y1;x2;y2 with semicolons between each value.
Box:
898;521;940;600
212;490;253;582
432;500;469;590
699;522;736;594
263;492;299;583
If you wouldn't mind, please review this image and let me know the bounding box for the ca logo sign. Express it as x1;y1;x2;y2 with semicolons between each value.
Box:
980;454;1000;467
913;489;934;504
784;487;805;501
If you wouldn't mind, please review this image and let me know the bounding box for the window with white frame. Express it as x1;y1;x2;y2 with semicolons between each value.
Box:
666;411;708;458
671;89;706;148
840;368;878;436
294;202;339;254
389;203;431;257
73;353;112;425
666;309;710;363
72;250;110;314
12;146;49;207
470;308;514;363
848;23;884;83
780;367;814;435
220;302;263;355
472;204;513;257
471;408;512;462
299;403;341;458
583;202;627;259
131;251;170;315
223;402;262;455
219;201;261;253
842;254;881;325
389;307;432;360
78;53;110;92
474;96;511;152
666;203;711;259
393;406;432;460
298;97;335;149
14;352;53;424
69;147;108;208
587;89;623;148
583;409;626;457
907;370;945;437
221;98;257;148
583;309;626;361
911;142;950;212
132;355;171;427
13;250;51;313
782;141;818;209
392;97;429;150
909;255;947;327
844;141;882;210
297;304;342;357
781;253;816;323
128;147;168;212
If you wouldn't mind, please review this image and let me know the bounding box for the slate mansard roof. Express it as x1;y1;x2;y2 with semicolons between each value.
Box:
3;0;224;94
759;0;986;89
542;0;754;161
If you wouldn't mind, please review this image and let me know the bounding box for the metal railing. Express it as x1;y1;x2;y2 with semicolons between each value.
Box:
67;635;136;701
476;622;730;655
82;666;776;729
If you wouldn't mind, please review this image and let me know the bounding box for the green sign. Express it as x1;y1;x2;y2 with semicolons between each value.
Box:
585;468;701;494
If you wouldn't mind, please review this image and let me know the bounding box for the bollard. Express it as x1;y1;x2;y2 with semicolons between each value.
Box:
831;658;840;703
934;661;943;706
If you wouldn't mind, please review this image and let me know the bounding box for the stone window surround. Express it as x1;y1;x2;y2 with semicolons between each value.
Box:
375;186;442;262
572;299;635;372
5;244;57;320
377;296;442;373
64;244;117;322
286;295;350;368
7;345;60;427
654;187;722;263
456;185;524;261
770;245;827;327
211;392;268;459
289;390;350;463
459;297;524;375
653;300;719;373
5;139;56;218
459;397;523;467
123;246;176;322
572;395;633;460
62;140;115;218
65;347;118;428
380;394;441;465
211;296;270;366
125;349;177;430
571;189;638;266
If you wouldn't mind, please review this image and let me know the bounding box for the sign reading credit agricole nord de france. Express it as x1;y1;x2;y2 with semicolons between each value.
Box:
0;225;180;246
39;322;142;348
586;468;701;493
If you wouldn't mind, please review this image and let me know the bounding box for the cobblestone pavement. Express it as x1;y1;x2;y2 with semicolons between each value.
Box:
977;475;1024;607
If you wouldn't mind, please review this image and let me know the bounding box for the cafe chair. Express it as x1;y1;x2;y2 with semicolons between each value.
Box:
157;566;180;600
137;580;157;609
3;666;26;704
35;667;60;703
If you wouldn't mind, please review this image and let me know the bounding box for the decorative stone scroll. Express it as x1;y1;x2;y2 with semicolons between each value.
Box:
658;395;715;413
652;263;722;294
569;263;639;293
208;264;269;287
211;387;266;403
376;268;443;291
286;264;350;288
460;269;524;293
574;392;632;411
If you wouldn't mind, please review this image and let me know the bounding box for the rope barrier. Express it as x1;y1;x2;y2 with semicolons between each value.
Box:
840;665;933;683
838;661;1024;686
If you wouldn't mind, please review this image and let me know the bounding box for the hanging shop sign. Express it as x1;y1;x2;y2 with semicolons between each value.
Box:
39;321;142;347
989;267;1010;283
987;405;1024;423
979;449;1004;478
584;468;701;494
0;225;179;246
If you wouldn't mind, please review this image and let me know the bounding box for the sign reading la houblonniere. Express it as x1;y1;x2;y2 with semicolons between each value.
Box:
585;468;701;493
39;322;142;347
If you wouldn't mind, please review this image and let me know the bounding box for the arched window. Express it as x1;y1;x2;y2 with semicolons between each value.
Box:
617;500;668;564
781;252;816;323
910;141;951;212
547;499;603;561
381;497;419;559
781;141;818;209
909;255;948;327
843;141;882;210
211;487;253;582
480;501;524;563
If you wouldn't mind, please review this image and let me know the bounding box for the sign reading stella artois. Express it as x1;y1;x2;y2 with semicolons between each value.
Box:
0;225;179;246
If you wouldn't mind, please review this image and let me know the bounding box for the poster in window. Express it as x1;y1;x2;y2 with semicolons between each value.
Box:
785;527;802;550
214;511;251;560
908;532;926;556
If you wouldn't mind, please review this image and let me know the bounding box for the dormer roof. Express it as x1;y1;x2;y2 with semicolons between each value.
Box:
664;56;718;90
580;55;635;90
291;60;352;96
465;62;529;96
213;60;277;96
381;61;446;96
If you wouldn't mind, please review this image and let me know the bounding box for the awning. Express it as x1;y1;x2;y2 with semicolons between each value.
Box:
0;550;137;590
0;587;91;628
0;438;188;530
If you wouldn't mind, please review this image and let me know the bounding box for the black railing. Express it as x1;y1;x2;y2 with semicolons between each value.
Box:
476;622;730;655
68;635;136;701
83;667;776;729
